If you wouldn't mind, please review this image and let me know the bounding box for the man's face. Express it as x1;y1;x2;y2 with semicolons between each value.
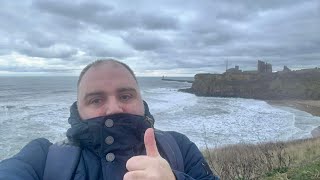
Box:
77;62;145;120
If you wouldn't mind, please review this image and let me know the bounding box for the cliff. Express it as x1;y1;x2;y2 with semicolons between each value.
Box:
180;68;320;100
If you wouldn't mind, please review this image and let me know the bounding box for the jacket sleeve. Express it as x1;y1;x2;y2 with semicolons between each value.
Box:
168;132;220;180
0;138;52;180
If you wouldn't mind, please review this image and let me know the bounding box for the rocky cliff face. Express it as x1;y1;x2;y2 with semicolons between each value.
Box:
180;69;320;100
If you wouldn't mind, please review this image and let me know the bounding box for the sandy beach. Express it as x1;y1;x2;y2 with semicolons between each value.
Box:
268;100;320;137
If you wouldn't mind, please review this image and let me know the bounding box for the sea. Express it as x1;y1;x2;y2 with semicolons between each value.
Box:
1;76;320;160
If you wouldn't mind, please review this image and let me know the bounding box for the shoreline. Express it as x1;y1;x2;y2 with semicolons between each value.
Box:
267;100;320;138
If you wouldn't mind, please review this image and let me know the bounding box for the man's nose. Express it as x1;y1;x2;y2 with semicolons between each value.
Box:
105;97;124;116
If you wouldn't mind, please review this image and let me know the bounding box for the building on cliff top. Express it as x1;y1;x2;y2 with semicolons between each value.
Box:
224;60;273;74
226;65;242;73
258;60;272;73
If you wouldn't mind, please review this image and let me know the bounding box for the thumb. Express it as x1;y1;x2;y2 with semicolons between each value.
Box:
144;128;160;157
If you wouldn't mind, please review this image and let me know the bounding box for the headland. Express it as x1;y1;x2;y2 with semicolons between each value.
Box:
179;60;320;136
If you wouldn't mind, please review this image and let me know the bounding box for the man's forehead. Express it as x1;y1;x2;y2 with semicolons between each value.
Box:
78;62;139;93
84;62;135;82
90;61;127;72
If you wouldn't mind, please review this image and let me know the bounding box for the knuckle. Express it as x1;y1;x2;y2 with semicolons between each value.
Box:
126;158;136;171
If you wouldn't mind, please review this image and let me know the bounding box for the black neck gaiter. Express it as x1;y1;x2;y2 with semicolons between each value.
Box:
66;102;153;158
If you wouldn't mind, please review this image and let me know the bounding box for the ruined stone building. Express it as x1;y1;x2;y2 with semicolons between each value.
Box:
226;65;242;73
258;60;272;73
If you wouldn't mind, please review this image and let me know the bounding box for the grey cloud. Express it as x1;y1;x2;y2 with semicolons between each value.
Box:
96;11;139;30
213;0;306;21
86;46;133;59
240;0;306;11
122;31;172;51
181;15;245;48
33;0;178;31
97;11;178;30
53;15;85;30
33;0;113;21
188;30;237;47
141;13;179;30
93;11;179;31
33;0;131;30
17;44;78;59
0;65;77;73
25;32;56;48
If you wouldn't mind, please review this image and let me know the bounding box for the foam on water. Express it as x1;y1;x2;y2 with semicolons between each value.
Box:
0;93;75;160
153;96;320;148
143;87;197;114
0;102;71;160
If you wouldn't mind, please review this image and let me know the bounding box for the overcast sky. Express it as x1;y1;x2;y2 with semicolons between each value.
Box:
0;0;319;76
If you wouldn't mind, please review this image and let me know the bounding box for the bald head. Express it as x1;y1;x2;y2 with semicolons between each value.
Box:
77;59;137;88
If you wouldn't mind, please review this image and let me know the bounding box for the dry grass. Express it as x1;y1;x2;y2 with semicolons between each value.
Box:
203;137;320;180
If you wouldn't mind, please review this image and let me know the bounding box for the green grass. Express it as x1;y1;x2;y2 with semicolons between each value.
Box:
265;167;289;177
263;159;320;180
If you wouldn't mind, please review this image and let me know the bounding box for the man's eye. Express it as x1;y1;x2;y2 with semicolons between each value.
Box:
119;94;132;101
90;99;102;105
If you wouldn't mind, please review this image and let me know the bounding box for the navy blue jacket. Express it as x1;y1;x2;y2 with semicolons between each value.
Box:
0;102;219;180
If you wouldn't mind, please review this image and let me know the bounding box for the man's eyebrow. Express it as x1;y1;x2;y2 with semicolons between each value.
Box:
83;91;105;100
117;87;137;93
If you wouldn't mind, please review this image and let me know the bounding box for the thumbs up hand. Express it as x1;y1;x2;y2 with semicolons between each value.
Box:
124;128;176;180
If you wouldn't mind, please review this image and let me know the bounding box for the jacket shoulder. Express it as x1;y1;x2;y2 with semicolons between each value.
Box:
8;138;52;162
0;138;53;180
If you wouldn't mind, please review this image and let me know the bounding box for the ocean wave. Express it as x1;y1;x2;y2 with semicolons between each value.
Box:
50;90;74;94
0;105;16;109
145;89;197;114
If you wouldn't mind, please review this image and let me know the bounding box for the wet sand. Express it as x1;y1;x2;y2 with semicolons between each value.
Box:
267;100;320;137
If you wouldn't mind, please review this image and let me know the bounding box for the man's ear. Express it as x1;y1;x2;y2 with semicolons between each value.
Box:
143;100;155;126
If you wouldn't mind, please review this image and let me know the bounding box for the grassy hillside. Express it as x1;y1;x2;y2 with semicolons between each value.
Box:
203;137;320;179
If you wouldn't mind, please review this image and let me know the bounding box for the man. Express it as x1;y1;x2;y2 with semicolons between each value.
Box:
0;59;219;180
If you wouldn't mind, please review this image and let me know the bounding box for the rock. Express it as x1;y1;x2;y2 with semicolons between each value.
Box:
311;126;320;137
